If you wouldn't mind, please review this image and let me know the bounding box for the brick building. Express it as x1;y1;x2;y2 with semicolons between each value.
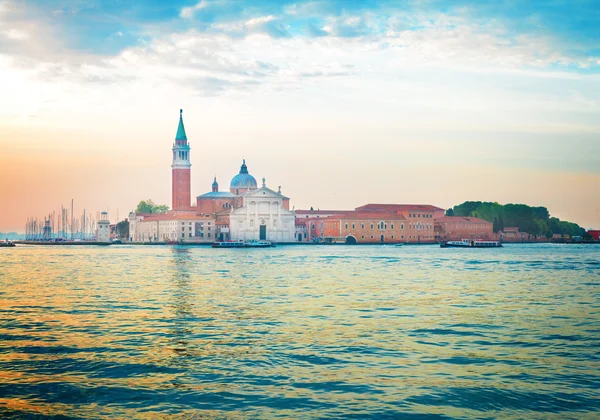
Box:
434;216;493;241
296;204;442;244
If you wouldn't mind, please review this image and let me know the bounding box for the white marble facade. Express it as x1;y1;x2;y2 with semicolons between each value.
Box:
229;185;295;243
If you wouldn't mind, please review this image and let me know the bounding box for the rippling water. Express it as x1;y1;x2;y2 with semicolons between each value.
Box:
1;244;599;418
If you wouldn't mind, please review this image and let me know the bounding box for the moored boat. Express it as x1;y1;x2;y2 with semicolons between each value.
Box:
212;240;246;248
440;239;502;248
0;240;15;247
212;240;275;248
246;240;276;248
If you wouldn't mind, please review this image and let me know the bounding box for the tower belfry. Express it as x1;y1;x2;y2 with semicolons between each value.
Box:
172;109;192;210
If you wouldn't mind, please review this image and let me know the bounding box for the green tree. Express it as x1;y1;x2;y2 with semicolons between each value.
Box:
115;220;129;239
446;208;455;216
135;200;169;214
449;201;583;238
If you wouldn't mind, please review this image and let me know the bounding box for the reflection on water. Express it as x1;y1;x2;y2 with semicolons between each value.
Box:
1;244;599;418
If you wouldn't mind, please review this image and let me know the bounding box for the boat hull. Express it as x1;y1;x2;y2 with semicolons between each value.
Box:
212;241;275;248
440;240;502;248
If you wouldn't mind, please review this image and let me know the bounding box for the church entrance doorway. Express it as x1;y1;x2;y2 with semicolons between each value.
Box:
380;235;385;243
260;225;267;240
297;233;303;242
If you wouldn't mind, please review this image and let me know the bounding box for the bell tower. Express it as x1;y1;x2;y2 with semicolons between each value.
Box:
172;109;191;210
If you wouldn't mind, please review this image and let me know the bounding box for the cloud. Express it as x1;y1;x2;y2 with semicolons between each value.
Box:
1;0;599;114
180;1;208;19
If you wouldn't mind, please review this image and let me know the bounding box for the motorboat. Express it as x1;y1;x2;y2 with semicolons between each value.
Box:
440;239;502;248
212;240;275;248
0;240;15;247
246;240;276;248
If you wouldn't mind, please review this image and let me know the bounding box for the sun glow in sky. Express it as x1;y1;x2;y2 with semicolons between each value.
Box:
1;0;599;231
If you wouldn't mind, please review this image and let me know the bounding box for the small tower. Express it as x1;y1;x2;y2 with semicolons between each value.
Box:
212;176;219;192
97;212;110;243
42;218;52;240
172;109;192;210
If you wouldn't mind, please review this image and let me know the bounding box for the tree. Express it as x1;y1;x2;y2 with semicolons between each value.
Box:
115;220;129;239
445;208;455;216
449;200;583;238
135;200;169;214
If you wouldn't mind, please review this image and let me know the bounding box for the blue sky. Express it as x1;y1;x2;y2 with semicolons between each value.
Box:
14;0;600;63
0;0;599;231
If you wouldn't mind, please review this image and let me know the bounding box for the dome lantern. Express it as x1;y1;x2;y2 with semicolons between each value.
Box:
230;158;258;194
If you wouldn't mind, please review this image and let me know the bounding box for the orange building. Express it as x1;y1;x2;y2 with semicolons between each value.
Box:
296;204;441;244
434;216;493;241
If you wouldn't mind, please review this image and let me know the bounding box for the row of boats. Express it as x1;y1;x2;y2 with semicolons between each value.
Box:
2;239;502;249
212;240;276;248
210;239;503;248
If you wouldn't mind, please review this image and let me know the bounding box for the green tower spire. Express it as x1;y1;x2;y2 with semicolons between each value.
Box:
175;109;187;141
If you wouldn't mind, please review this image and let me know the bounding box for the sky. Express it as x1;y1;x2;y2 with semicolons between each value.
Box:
1;0;599;232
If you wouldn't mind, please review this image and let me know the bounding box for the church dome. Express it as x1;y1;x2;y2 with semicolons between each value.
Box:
230;159;257;190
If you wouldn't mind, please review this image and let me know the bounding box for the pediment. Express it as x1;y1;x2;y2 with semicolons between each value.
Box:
244;186;289;200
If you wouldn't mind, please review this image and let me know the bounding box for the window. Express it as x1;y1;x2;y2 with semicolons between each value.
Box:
391;224;394;229
392;235;394;239
418;214;421;218
189;233;192;237
361;224;365;229
208;233;211;238
352;224;355;229
189;227;192;231
361;235;364;239
345;223;348;229
370;224;374;229
182;227;185;232
370;235;374;239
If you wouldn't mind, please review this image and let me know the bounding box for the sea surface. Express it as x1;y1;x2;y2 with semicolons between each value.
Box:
0;243;599;419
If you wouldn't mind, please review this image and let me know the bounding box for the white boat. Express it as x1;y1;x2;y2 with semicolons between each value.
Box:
212;240;275;248
0;240;15;248
212;240;246;248
440;239;502;248
246;240;276;248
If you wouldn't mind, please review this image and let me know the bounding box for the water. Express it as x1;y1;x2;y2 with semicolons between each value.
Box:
0;244;599;418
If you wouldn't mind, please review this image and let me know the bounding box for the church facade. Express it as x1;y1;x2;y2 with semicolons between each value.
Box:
229;180;296;242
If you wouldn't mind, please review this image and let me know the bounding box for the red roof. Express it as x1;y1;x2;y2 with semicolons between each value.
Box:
295;209;352;215
355;204;444;212
303;212;408;221
335;212;408;221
